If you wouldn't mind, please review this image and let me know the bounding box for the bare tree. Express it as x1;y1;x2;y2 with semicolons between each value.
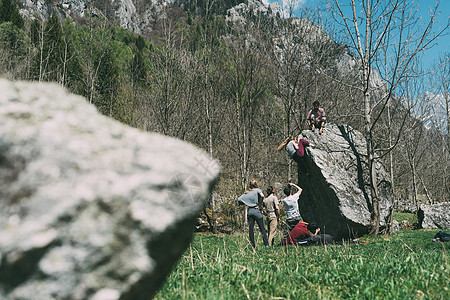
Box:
431;54;449;148
399;74;435;208
79;6;114;105
327;0;448;234
222;22;270;192
194;0;223;233
266;3;313;180
428;53;450;201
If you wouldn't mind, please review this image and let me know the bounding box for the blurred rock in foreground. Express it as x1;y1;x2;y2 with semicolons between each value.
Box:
0;80;219;300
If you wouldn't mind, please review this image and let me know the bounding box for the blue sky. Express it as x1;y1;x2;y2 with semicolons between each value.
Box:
263;0;449;71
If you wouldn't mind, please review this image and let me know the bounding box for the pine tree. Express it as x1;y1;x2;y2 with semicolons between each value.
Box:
135;35;146;51
30;19;40;46
45;12;65;79
131;47;146;86
0;21;29;76
94;46;119;116
0;0;24;29
61;18;83;93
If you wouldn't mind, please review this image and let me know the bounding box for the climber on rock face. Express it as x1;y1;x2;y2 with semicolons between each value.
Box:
277;136;310;164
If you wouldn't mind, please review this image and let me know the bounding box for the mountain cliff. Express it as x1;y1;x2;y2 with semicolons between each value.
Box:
19;0;175;34
18;0;269;35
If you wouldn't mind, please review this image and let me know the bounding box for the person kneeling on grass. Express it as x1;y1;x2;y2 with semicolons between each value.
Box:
279;221;334;246
280;221;320;246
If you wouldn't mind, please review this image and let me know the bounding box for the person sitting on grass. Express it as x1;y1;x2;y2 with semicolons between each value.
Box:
279;221;334;246
282;221;320;246
238;179;269;248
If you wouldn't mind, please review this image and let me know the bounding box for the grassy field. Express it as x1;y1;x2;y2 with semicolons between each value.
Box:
155;223;449;299
395;212;418;227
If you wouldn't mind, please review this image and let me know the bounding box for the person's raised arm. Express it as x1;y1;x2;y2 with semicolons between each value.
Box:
289;183;303;196
277;137;290;151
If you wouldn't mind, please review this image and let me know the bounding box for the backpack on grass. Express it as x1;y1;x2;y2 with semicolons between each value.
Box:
433;231;450;242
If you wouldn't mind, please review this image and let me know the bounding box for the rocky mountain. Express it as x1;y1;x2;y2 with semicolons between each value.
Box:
17;0;353;74
18;0;175;34
17;0;275;35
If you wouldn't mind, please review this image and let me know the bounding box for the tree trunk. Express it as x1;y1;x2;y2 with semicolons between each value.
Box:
368;146;380;235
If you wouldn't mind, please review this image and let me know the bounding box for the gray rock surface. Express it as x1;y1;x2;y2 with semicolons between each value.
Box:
394;197;417;213
418;203;450;229
297;124;394;239
0;80;219;300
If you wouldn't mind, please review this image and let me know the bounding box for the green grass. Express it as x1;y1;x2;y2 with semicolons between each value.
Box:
155;230;450;299
394;212;418;226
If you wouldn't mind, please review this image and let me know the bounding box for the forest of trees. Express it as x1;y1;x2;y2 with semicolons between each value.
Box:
0;0;448;232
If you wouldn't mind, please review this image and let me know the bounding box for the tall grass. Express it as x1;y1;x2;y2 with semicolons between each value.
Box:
155;229;449;299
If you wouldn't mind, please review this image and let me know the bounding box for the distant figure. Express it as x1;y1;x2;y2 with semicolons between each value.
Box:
307;101;326;134
238;179;269;248
277;136;310;164
282;183;303;235
263;186;280;246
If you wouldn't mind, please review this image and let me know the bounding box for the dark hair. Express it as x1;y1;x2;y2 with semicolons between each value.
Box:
307;222;319;233
249;179;258;189
313;101;320;107
283;185;291;196
266;186;274;196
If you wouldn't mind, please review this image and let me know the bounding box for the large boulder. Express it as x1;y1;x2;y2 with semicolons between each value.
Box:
418;203;450;229
297;124;394;239
0;80;219;300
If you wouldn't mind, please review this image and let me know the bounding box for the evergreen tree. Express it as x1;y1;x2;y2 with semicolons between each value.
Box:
0;0;24;29
61;18;84;93
135;35;146;51
43;12;65;82
131;47;147;86
0;21;30;76
30;19;40;46
94;46;119;116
